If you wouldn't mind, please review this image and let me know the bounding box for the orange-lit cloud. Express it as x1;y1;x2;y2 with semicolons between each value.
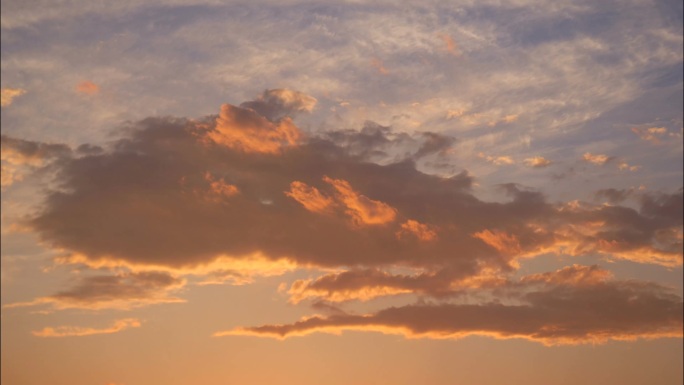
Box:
523;156;552;168
75;80;100;95
519;264;612;286
285;181;335;213
479;153;514;165
3;99;678;292
1;87;26;106
472;229;522;256
632;126;668;143
396;219;438;241
323;176;397;225
618;161;640;172
32;318;140;337
219;271;683;345
204;172;239;201
582;152;611;165
207;103;302;154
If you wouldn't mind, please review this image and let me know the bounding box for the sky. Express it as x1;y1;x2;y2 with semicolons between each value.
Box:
1;1;682;384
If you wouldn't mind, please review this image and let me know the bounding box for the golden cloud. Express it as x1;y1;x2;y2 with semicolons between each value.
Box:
32;318;140;338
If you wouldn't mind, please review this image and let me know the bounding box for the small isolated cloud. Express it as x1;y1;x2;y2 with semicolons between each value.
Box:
32;318;140;338
582;152;611;165
75;80;100;95
1;87;26;106
523;156;552;168
632;126;668;143
618;161;640;172
479;153;514;165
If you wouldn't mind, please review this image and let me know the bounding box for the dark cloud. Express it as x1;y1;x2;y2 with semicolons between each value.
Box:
595;188;635;203
221;266;683;345
240;89;317;121
0;135;72;161
5;101;677;276
321;122;456;162
4;271;185;310
2;97;681;325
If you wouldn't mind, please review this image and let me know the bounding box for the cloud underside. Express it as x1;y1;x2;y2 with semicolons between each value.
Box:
2;90;682;343
220;273;683;345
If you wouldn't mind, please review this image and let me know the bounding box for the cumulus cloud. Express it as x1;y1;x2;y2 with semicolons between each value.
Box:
207;104;302;154
218;265;683;345
1;87;26;106
4;95;682;326
32;318;141;338
523;156;552;168
582;152;611;165
6;100;678;275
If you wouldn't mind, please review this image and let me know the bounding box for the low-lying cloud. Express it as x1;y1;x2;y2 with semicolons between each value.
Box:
3;89;682;344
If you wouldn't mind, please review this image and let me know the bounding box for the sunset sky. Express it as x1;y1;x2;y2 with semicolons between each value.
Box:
1;1;682;384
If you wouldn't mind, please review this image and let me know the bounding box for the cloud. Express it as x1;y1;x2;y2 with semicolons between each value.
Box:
240;89;317;121
218;266;683;345
207;103;302;154
323;176;397;226
75;80;100;95
523;156;552;168
4;101;676;278
1;97;678;318
32;318;141;338
479;153;514;165
618;161;640;172
321;122;455;162
632;126;669;143
1;135;71;166
1;87;26;106
582;152;611;165
396;220;438;242
285;181;335;214
5;272;185;311
0;135;71;188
